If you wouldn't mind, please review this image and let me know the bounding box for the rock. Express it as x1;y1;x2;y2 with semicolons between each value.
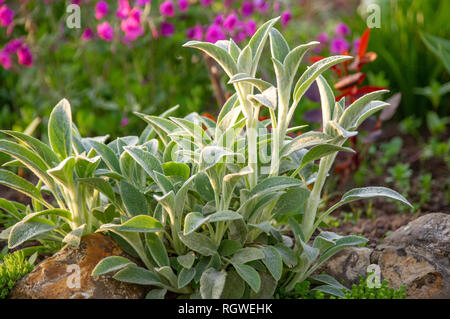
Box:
316;247;373;286
9;233;148;299
371;213;450;299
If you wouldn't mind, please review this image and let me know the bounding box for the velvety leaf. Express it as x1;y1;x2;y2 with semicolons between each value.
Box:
0;169;46;206
77;177;116;203
184;212;209;235
177;252;196;269
178;267;196;289
220;270;245;299
92;256;135;276
89;140;121;173
162;162;190;180
146;233;170;267
231;247;265;264
113;266;162;286
178;232;217;256
233;263;261;293
9;219;56;249
48;99;72;159
200;268;227;299
120;180;149;217
218;240;242;257
260;246;283;281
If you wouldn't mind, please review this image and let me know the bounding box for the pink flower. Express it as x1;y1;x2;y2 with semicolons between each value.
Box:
17;45;33;67
281;10;291;27
95;1;109;20
137;0;151;5
116;0;131;19
120;117;129;127
244;19;256;36
273;1;281;11
121;8;143;41
4;38;23;54
205;24;225;43
223;14;238;32
0;4;14;27
241;1;253;17
82;28;94;41
0;50;11;69
178;0;189;12
187;24;203;40
160;1;175;17
97;21;114;41
200;0;213;7
335;22;351;36
160;21;174;36
317;32;329;44
254;0;269;13
330;37;349;54
214;14;224;25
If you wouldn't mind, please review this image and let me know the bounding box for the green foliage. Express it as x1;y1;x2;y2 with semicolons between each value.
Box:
0;251;34;299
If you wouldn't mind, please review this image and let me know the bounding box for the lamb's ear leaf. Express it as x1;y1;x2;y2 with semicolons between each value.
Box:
339;90;389;128
47;157;76;187
228;38;241;61
178;232;217;256
62;224;86;247
146;288;167;299
248;17;280;75
113;266;163;286
119;180;149;217
350;101;390;130
146;233;170;267
233;263;261;293
9;218;56;249
178;267;196;289
316;75;335;124
231;247;265;265
228;74;272;92
89;140;121;173
237;45;253;74
248;87;277;110
77;177;116;203
183;41;238;77
200;268;227;299
177;251;196;269
162;162;190;180
92;256;135;276
269;27;290;63
293;56;353;105
217;93;239;125
48;99;72;159
0;169;47;207
297;144;354;172
22;208;72;224
260;246;283;281
184;212;209;235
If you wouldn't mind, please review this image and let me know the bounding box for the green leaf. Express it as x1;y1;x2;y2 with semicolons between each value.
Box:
146;233;170;267
48;99;72;159
183;41;238;77
155;266;178;287
220;270;245;298
272;187;310;216
199;146;243;171
312;284;346;298
228;74;272;92
178;232;217;256
177;252;196;269
339;90;389;129
281;132;332;157
89;140;121;173
316;75;335;123
120;180;149;217
248;17;280;75
260;246;283;281
231;247;265;265
194;173;214;202
237;45;253;74
162;162;190;180
233;263;261;293
0;169;46;206
248;176;303;198
274;243;297;268
350;101;390;129
208;210;243;222
218;240;242;257
200;268;227;299
146;289;167;299
118;215;163;232
77;177;116;203
47;157;76;187
297;144;354;172
317;235;368;267
113;266;163;286
178;267;196;289
184;212;209;235
249;272;277;299
22;208;72;224
92;256;135;276
9;219;56;249
248;86;277;109
269;28;290;63
293;56;353;104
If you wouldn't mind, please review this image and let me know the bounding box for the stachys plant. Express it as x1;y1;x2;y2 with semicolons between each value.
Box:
91;17;412;299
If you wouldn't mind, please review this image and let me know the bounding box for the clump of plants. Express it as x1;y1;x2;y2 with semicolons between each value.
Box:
0;17;412;299
0;251;35;299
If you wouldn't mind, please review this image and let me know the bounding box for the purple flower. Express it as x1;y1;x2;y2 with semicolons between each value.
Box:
17;45;33;67
121;9;143;41
116;0;131;19
234;31;246;43
330;37;349;54
214;14;224;25
4;38;23;54
223;14;238;32
0;49;11;69
95;1;109;20
178;0;189;12
82;28;94;41
97;21;114;41
0;4;14;27
241;1;253;17
160;1;175;17
187;24;203;40
120;117;130;127
200;0;213;7
281;10;291;27
137;0;151;5
353;37;361;53
205;24;226;43
244;19;256;36
161;21;175;36
273;1;281;11
335;22;351;36
317;32;329;44
254;0;269;13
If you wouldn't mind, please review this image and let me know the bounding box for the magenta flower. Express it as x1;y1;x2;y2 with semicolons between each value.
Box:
0;4;14;27
205;24;226;43
120;117;130;127
82;28;94;41
116;0;131;19
214;14;224;25
160;21;175;36
273;1;281;11
241;1;253;17
4;38;23;54
121;9;143;41
317;32;329;44
178;0;189;12
187;24;203;40
0;50;11;69
95;1;109;20
223;14;238;32
244;19;256;36
97;21;114;41
335;22;351;36
160;1;175;17
17;45;33;67
254;0;269;13
200;0;213;7
330;37;349;54
281;10;291;27
137;0;151;5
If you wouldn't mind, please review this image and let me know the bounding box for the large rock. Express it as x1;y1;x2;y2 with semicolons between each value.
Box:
371;213;450;299
9;233;148;299
316;247;373;286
